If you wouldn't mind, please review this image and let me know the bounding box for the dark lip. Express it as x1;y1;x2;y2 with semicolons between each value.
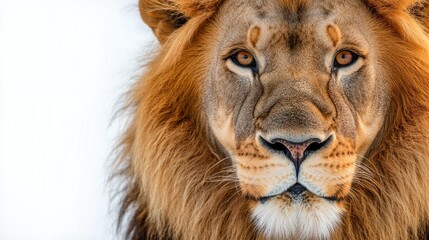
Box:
254;191;340;204
321;195;340;202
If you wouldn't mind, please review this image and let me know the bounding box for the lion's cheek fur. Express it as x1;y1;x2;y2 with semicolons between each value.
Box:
207;109;237;150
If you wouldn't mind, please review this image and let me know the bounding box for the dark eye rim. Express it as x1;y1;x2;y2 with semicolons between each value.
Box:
333;49;360;69
230;50;257;69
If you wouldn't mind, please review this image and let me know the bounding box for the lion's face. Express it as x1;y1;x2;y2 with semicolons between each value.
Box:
204;0;389;238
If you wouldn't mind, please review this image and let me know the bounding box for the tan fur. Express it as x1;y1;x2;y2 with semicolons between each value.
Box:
249;26;261;48
113;0;429;239
326;25;340;47
278;0;308;12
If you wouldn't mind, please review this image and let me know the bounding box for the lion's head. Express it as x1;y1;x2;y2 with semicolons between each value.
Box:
114;0;429;239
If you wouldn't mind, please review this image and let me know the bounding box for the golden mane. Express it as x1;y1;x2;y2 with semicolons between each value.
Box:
113;0;429;239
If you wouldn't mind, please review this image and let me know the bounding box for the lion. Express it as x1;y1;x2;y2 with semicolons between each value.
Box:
113;0;429;239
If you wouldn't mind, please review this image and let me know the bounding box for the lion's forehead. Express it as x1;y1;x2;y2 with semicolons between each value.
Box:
218;0;371;55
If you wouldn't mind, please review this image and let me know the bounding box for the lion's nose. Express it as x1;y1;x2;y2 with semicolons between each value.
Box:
260;135;332;171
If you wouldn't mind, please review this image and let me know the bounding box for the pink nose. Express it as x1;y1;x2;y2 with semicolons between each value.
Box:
274;138;319;163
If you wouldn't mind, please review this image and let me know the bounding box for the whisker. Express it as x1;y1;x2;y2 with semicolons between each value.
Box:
202;153;237;182
356;154;384;179
224;186;243;205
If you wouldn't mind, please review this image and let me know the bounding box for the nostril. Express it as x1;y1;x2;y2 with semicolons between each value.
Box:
260;138;289;152
304;138;329;155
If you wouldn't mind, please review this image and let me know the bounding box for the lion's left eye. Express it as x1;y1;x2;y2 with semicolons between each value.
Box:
231;51;256;68
334;50;359;68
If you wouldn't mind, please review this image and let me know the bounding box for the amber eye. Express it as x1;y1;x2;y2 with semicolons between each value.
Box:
334;50;359;68
232;51;256;68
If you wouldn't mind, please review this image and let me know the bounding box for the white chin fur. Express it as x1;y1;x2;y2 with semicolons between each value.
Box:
252;199;343;240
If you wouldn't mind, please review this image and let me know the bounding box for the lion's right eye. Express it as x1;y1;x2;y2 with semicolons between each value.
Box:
231;51;256;68
334;50;359;68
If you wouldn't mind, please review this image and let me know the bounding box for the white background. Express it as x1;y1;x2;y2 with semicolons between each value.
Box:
0;0;156;239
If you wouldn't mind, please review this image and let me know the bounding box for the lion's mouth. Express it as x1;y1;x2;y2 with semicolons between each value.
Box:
256;183;340;203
